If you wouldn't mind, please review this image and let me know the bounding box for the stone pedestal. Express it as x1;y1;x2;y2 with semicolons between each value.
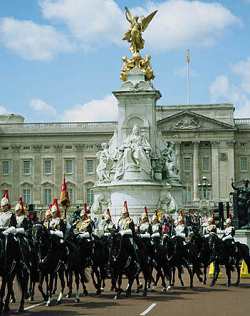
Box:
235;229;250;250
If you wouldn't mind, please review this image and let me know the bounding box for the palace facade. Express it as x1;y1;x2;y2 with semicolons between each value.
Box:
0;102;249;211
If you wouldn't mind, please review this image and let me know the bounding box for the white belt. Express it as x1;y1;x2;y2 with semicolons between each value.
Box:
50;230;63;238
140;233;151;238
79;232;90;238
120;229;132;236
151;232;160;238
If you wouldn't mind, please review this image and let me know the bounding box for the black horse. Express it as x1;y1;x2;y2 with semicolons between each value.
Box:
33;224;66;306
110;233;139;298
0;231;29;314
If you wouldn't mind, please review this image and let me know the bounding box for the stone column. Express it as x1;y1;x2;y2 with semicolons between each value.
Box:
211;141;220;202
33;145;42;204
193;142;199;201
175;142;181;174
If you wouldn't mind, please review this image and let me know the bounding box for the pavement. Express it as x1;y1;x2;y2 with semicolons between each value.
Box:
7;272;250;316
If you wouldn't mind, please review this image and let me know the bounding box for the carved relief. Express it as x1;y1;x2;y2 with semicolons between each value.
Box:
175;117;200;129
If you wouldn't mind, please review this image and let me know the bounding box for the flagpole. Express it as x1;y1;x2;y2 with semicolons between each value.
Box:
186;49;190;105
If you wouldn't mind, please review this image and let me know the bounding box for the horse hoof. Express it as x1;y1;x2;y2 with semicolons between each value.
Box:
96;289;101;295
143;291;147;297
74;298;80;303
114;295;118;300
161;287;167;293
18;307;24;313
167;286;171;291
66;294;71;298
56;300;62;305
83;290;88;296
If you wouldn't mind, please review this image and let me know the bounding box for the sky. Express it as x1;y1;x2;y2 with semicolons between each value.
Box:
0;0;250;122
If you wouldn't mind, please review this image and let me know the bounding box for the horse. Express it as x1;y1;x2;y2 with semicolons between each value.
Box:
110;233;139;298
32;224;66;306
208;233;234;287
0;231;29;314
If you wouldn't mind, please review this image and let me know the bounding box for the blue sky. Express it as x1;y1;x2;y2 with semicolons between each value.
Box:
0;0;250;122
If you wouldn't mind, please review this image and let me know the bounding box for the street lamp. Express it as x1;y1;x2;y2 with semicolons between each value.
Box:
198;176;212;200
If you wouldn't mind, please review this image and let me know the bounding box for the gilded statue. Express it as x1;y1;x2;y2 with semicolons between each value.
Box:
123;7;157;55
121;7;157;82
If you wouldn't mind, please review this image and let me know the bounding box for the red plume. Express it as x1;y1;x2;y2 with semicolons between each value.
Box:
144;206;148;217
52;198;61;217
18;196;25;212
124;201;128;211
2;190;11;209
106;208;111;218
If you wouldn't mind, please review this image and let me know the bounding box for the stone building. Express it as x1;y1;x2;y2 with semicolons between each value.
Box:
0;102;249;211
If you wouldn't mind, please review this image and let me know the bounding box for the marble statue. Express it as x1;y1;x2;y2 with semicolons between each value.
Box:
96;143;111;183
158;191;177;214
91;193;110;215
114;125;152;180
162;141;180;180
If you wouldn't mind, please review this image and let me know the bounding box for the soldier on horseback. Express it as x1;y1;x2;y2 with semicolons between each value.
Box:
138;207;151;237
222;217;236;262
204;217;217;238
49;198;65;239
0;190;17;234
173;212;188;242
74;203;94;237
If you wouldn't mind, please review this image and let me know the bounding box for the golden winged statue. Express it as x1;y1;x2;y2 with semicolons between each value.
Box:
123;7;157;55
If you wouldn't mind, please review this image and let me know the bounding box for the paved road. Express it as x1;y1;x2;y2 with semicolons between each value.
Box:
8;273;250;316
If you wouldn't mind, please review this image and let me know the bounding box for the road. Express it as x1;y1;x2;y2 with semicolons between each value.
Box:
8;272;250;316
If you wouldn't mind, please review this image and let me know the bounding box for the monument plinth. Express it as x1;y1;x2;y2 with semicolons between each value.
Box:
91;7;183;220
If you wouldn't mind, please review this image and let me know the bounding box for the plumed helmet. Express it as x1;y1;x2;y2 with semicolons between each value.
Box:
207;217;214;225
1;190;10;208
141;206;149;221
152;214;159;223
225;218;232;225
121;201;129;215
104;208;111;220
51;198;61;217
15;196;26;214
45;209;52;218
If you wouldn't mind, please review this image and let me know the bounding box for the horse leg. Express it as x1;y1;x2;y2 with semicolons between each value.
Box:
52;273;57;294
10;288;16;303
125;273;134;297
114;273;123;299
38;274;48;301
66;270;73;298
203;264;207;285
177;266;184;287
0;278;7;314
210;262;219;287
74;272;80;303
183;262;193;289
46;273;54;307
225;264;231;287
235;261;241;286
171;267;176;286
136;275;142;293
80;272;88;296
56;268;65;304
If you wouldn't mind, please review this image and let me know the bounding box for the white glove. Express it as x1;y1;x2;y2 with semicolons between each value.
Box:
3;226;16;235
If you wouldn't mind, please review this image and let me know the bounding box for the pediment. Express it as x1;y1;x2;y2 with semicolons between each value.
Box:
157;111;235;131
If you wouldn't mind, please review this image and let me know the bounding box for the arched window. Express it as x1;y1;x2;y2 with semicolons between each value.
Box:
22;184;33;204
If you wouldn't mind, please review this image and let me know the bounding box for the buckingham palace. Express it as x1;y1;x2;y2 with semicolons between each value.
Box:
0;102;249;211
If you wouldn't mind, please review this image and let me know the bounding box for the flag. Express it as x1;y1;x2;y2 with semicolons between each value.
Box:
60;176;70;208
186;49;190;64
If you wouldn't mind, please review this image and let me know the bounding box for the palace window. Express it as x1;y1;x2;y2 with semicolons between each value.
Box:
184;184;192;203
23;187;32;205
86;183;94;205
68;187;74;204
240;157;248;172
86;159;94;175
2;160;10;175
23;160;32;175
202;157;209;171
64;159;74;174
183;157;192;171
43;188;52;206
44;159;52;175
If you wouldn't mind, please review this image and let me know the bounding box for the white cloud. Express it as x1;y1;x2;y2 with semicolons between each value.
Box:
0;105;8;114
62;95;118;122
209;59;250;118
0;17;74;60
40;0;125;49
232;58;250;93
30;98;57;116
40;0;239;52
